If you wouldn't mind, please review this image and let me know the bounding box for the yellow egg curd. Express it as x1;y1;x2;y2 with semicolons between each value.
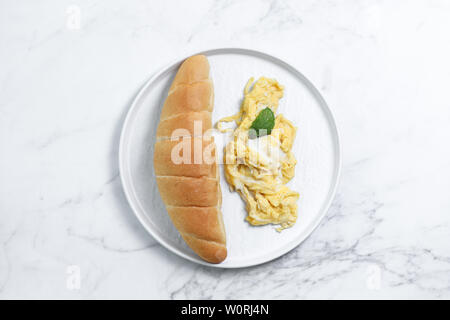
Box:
217;77;299;231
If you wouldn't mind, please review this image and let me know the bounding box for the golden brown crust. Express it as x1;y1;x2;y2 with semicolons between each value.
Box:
154;55;226;263
156;176;218;207
154;137;216;178
166;206;225;244
181;233;227;264
161;81;213;120
169;55;210;90
156;111;212;138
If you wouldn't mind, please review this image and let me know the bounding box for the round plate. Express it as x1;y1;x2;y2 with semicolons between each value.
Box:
119;48;341;268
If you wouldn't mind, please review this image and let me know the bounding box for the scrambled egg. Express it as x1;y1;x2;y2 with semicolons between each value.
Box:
217;77;299;231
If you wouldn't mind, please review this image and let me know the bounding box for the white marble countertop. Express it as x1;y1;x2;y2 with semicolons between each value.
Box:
1;0;450;299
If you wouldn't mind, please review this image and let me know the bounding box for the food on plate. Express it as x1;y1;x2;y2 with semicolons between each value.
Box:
154;55;226;263
217;77;299;231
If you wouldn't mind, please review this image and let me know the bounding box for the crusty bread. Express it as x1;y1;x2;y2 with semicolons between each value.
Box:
169;55;211;90
161;81;213;119
182;234;227;263
154;55;226;263
154;137;216;178
166;207;225;243
156;111;212;138
156;176;219;207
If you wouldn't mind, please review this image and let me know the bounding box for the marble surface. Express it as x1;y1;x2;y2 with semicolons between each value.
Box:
1;0;450;299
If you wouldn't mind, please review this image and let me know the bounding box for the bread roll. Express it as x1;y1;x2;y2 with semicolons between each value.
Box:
154;137;216;178
156;111;212;138
154;55;226;263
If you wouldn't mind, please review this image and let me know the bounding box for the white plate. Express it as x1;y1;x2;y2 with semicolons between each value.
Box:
119;48;341;268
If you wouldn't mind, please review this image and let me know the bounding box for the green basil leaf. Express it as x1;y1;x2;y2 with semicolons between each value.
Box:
249;107;275;139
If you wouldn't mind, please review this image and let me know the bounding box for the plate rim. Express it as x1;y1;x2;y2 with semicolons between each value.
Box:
119;47;342;268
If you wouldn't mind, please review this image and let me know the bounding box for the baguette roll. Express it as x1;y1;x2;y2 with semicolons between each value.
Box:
166;207;225;243
154;137;216;178
156;176;219;207
182;234;227;264
156;111;212;138
169;55;211;90
161;81;213;119
154;55;226;263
